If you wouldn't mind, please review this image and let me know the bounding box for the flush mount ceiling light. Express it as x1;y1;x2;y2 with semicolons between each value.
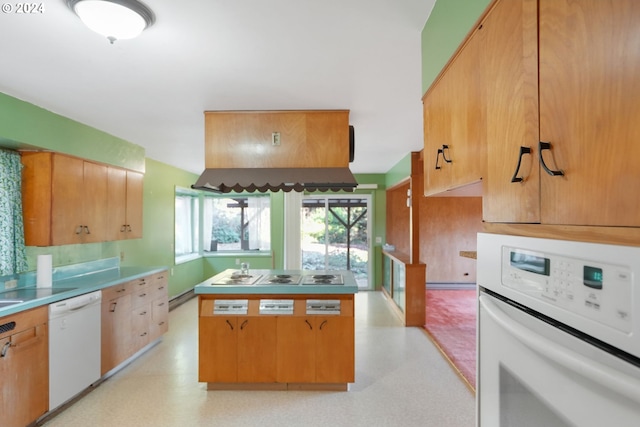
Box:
67;0;155;44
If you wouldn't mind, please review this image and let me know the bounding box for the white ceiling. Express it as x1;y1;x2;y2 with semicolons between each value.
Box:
0;0;435;175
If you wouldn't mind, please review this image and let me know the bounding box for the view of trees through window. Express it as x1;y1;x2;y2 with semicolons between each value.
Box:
301;197;369;287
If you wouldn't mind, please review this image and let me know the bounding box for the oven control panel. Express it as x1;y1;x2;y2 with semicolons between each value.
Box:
502;246;633;333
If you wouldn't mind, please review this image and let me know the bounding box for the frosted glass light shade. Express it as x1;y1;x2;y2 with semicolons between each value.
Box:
68;0;154;42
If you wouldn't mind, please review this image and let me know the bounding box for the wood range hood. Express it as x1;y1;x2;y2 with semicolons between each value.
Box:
192;110;357;193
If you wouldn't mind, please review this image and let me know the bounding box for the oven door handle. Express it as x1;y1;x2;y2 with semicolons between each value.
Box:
480;295;640;403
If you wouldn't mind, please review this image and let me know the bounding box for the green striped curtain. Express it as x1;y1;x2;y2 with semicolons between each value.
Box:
0;149;27;275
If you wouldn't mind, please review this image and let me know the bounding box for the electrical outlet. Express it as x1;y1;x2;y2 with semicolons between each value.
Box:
5;279;17;289
375;237;382;244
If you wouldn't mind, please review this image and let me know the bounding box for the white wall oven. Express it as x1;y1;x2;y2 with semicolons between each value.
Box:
477;233;640;426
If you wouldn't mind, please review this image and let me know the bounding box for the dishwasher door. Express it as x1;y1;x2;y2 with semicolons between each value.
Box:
49;290;102;410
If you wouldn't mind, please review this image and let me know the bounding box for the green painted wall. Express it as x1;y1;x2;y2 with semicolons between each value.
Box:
385;153;412;189
0;92;145;172
421;0;491;94
0;91;202;298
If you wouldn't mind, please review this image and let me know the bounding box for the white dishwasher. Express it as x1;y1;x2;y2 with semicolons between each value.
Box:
49;290;102;410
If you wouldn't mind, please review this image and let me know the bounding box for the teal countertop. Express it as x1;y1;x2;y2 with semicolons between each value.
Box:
0;259;167;317
195;269;359;295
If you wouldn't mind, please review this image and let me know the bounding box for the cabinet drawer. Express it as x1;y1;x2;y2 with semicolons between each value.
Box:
101;282;131;301
0;306;48;340
149;271;168;298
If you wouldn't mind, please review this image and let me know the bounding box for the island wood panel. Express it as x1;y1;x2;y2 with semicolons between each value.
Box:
198;294;354;389
204;110;350;169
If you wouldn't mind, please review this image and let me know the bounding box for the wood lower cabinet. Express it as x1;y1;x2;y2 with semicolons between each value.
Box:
277;316;354;384
199;316;277;383
382;251;426;327
101;281;133;375
0;306;48;427
198;295;355;389
101;271;169;375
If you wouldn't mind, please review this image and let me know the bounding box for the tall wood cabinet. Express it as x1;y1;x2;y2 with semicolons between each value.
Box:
483;0;640;227
0;306;48;427
22;152;144;246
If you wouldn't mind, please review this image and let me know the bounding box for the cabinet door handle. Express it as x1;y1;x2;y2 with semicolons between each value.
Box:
110;301;118;312
435;145;453;170
120;225;127;232
441;144;452;163
75;225;84;235
319;320;328;330
225;319;234;330
240;320;248;330
84;225;91;234
435;148;444;170
305;319;313;330
510;146;532;183
1;341;11;357
539;141;565;176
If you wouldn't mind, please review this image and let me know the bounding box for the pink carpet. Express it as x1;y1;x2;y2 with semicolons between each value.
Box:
423;289;476;389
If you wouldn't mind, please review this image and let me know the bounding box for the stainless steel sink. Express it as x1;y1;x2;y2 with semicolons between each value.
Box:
0;300;23;309
0;287;77;303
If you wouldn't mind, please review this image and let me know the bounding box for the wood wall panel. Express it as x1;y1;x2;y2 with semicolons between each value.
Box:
419;197;483;283
385;181;411;255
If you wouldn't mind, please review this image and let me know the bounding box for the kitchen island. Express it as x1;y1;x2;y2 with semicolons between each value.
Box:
195;269;358;391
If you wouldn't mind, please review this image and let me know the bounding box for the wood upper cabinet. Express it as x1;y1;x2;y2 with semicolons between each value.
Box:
204;110;351;168
482;0;540;223
483;0;640;226
423;24;485;196
538;0;640;226
0;306;48;427
107;168;143;240
22;152;143;246
22;152;108;246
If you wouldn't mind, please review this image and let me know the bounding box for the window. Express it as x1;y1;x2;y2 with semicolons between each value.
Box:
175;188;199;261
203;195;271;253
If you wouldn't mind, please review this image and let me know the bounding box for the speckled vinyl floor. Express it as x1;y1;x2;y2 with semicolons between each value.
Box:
41;292;475;427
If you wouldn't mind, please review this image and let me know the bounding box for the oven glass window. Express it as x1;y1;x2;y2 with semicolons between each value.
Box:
500;367;571;427
510;251;550;276
583;266;604;289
